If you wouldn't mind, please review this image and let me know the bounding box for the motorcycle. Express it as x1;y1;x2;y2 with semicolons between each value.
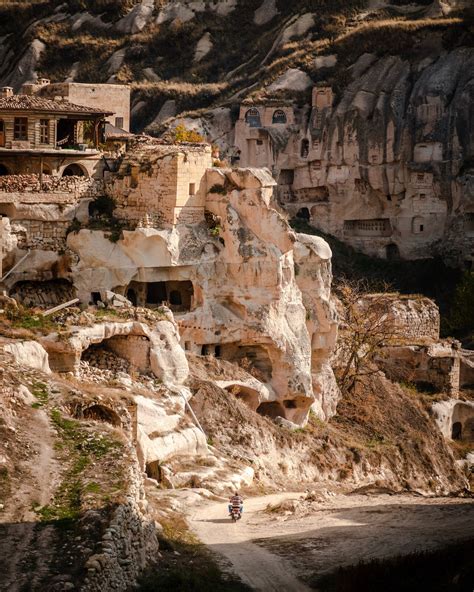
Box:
229;507;242;522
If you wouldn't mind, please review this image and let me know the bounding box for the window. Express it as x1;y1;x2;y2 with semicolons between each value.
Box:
417;173;424;181
14;117;28;141
256;139;263;145
189;183;196;195
245;108;261;128
420;193;426;199
419;224;424;232
115;117;124;129
272;109;287;124
40;119;50;144
300;139;309;158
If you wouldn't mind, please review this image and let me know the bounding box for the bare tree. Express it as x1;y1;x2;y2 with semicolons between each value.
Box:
334;279;403;394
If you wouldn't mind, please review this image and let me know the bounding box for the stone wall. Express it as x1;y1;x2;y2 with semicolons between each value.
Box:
0;175;103;251
376;342;460;396
360;294;440;343
107;142;212;228
0;174;103;200
81;464;159;592
105;335;151;373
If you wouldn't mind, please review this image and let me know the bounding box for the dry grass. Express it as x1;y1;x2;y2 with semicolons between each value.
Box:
187;354;465;493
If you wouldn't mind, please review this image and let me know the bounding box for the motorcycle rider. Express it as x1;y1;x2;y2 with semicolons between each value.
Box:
228;491;244;518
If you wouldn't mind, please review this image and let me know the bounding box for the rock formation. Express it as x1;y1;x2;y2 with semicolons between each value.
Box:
0;141;339;425
233;46;474;266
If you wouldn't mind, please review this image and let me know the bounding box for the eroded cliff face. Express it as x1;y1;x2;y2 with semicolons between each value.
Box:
230;45;474;266
62;160;338;424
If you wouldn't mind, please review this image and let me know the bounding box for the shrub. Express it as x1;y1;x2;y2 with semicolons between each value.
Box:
173;124;205;143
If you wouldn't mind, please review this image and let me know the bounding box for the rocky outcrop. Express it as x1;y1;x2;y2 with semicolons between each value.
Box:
235;46;474;266
293;233;339;417
3;339;51;373
41;318;189;385
58;152;338;425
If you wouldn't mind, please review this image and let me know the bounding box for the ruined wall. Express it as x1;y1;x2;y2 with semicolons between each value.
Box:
107;143;212;228
105;335;151;373
376;343;460;396
361;294;440;343
0;175;103;251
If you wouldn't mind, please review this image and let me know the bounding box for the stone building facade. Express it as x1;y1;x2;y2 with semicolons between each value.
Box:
0;86;112;179
107;142;212;228
29;80;131;132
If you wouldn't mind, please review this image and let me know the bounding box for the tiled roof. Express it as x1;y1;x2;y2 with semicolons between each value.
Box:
0;94;113;115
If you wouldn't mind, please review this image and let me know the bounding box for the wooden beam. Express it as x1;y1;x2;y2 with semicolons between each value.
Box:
42;297;79;317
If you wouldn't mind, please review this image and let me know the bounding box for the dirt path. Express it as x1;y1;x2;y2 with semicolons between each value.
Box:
190;493;311;592
0;407;60;592
189;492;474;591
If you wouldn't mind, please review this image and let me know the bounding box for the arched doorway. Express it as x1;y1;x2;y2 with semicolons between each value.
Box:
146;460;162;482
272;110;287;124
452;421;462;440
62;163;87;177
0;163;10;176
301;139;309;158
245;108;261;128
296;207;310;220
386;243;400;261
126;288;137;306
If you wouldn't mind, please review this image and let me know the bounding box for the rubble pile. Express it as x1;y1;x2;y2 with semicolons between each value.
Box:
81;347;131;381
0;174;87;193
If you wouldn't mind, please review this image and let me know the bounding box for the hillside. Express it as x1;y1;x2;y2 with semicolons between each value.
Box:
1;2;474;591
0;1;472;133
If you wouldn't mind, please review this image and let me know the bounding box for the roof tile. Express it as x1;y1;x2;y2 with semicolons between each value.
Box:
0;94;113;115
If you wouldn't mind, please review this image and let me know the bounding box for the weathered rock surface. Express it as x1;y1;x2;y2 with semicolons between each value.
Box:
3;339;51;373
234;46;474;265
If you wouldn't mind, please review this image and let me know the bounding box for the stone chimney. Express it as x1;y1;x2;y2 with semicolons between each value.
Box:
0;87;13;98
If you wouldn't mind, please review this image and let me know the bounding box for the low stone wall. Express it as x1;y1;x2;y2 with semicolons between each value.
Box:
81;465;159;592
0;174;103;200
14;219;71;251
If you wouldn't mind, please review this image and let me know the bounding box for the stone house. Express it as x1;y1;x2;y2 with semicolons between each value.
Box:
0;86;112;178
26;80;131;132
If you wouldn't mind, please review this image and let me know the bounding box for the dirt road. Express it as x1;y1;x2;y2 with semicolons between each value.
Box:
190;493;311;592
189;491;474;592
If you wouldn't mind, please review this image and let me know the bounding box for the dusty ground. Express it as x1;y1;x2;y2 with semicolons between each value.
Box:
189;491;474;592
0;404;60;592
